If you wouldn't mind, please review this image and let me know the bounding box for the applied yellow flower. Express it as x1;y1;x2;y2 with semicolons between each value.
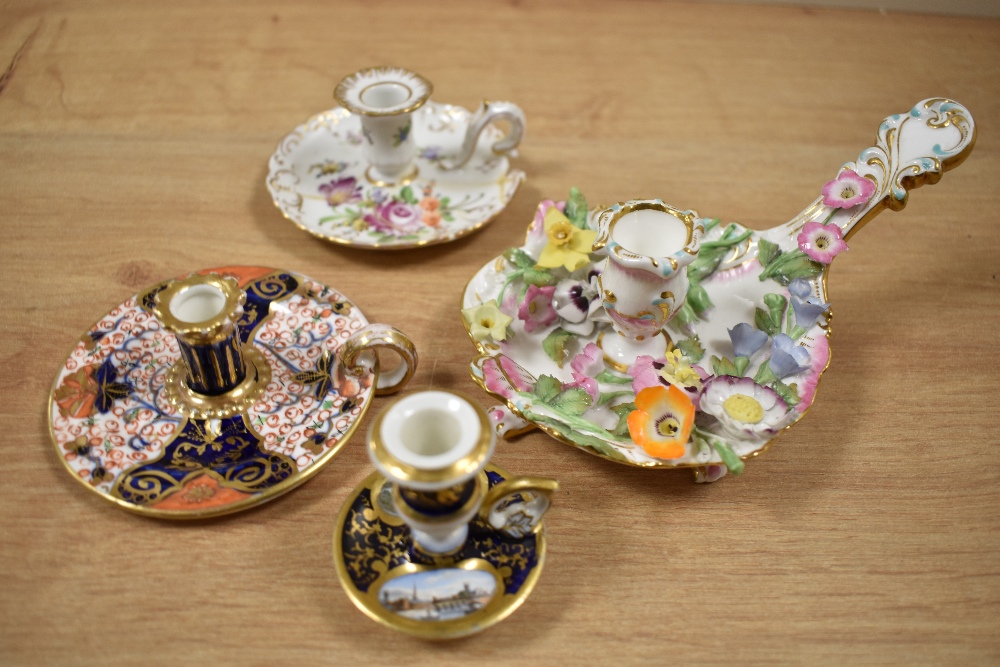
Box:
660;348;703;392
536;208;597;272
462;302;513;342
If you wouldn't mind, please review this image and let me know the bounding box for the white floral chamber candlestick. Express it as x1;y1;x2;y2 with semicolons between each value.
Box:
461;97;975;481
333;389;557;638
268;66;527;249
592;200;704;369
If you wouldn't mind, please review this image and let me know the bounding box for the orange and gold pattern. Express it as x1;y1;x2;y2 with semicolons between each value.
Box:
53;365;98;419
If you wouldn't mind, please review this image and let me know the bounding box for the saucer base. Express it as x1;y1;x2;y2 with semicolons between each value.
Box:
268;102;524;250
333;465;546;638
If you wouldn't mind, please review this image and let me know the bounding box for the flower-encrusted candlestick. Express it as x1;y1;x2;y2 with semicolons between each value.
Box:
152;273;271;419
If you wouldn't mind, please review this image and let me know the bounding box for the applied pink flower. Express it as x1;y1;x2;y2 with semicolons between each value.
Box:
518;285;557;333
570;343;603;378
821;169;875;209
564;376;599;403
797;221;848;264
524;199;566;258
627;355;662;393
567;343;603;402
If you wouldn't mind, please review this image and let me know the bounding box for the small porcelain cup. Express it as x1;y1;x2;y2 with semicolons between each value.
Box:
334;66;525;185
367;390;557;554
592;200;705;367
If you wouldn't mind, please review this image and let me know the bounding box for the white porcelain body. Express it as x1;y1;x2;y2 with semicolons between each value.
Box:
592;200;704;365
404;494;482;555
361;113;418;182
369;390;492;554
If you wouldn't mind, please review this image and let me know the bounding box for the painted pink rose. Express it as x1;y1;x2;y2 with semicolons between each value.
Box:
821;169;875;209
797;221;848;264
364;199;423;235
517;285;557;333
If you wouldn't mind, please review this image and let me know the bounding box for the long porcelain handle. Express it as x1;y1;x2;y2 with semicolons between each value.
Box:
339;324;417;395
439;100;525;171
777;98;975;242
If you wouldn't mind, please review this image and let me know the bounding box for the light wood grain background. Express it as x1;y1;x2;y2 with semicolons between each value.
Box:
1;1;998;664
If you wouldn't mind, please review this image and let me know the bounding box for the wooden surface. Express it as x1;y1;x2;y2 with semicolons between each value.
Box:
1;1;998;664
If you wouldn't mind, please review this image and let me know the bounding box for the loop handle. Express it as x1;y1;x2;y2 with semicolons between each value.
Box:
340;324;417;395
478;475;558;539
439;100;525;171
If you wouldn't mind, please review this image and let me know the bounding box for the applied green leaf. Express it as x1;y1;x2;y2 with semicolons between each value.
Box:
759;249;824;286
541;328;573;368
711;440;745;475
772;379;801;407
763;293;787;327
503;247;536;269
674;302;698;326
564;187;589;228
598;390;633;406
687;282;714;315
676;337;705;364
550;387;592;417
757;238;780;267
595;369;633;385
711;355;740;377
755;306;780;336
610;402;637;437
533;375;562;403
753;360;777;386
522;268;558;286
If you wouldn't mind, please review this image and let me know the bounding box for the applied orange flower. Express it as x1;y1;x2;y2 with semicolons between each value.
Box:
627;384;694;459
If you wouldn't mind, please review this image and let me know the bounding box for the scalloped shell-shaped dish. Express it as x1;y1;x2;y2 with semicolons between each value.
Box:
461;98;975;479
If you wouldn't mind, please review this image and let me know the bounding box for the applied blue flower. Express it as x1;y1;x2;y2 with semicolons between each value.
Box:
788;279;830;329
769;334;810;379
728;322;769;358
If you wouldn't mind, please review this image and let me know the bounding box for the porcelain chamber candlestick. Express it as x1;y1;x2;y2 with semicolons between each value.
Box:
461;97;975;479
334;389;558;638
49;267;418;518
333;66;526;186
268;66;528;249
